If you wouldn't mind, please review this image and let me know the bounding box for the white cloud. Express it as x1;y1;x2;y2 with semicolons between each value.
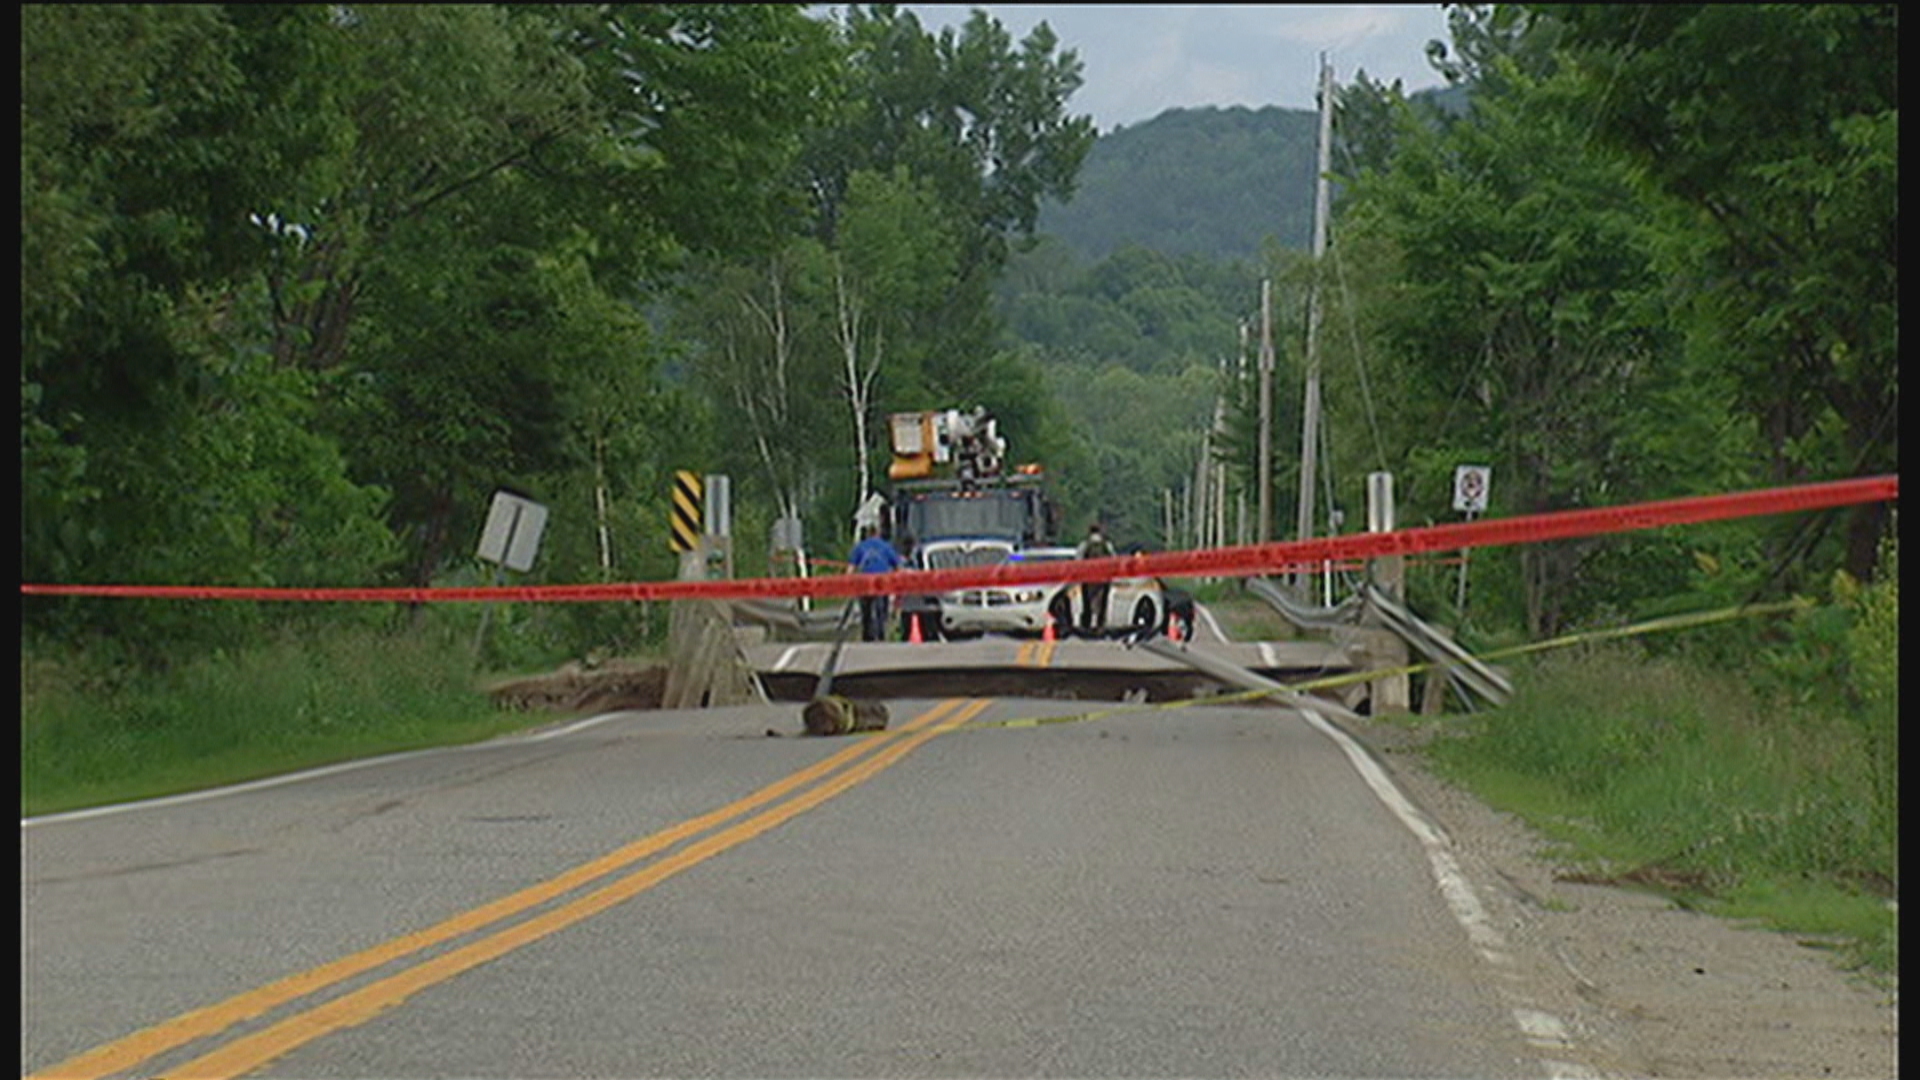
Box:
897;4;1451;131
1264;5;1416;48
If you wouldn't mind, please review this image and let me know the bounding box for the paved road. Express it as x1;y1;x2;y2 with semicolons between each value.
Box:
23;697;1563;1079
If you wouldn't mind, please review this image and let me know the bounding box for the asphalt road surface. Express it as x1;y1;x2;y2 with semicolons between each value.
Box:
23;697;1584;1079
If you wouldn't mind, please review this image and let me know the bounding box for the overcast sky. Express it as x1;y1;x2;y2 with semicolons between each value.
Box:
899;4;1455;133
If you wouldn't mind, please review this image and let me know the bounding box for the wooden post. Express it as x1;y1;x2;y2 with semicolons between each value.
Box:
663;545;707;709
1421;662;1451;715
1364;471;1410;713
664;596;765;710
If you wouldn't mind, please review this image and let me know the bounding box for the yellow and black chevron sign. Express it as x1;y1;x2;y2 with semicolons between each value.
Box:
670;470;702;553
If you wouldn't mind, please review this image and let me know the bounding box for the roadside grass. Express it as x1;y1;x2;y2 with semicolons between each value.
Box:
21;622;542;818
1182;581;1297;640
1423;642;1898;978
1712;877;1898;975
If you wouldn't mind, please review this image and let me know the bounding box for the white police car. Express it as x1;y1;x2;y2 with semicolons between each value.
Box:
941;545;1166;638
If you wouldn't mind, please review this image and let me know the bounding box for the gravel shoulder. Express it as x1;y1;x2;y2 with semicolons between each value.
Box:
1338;710;1899;1079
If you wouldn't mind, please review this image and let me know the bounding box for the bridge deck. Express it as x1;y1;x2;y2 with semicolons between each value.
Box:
745;637;1356;703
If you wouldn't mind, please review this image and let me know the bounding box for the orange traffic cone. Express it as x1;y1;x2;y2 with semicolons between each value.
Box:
1167;614;1182;643
1042;616;1057;643
907;613;924;644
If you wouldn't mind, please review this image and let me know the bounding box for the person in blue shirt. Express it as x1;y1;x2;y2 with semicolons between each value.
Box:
848;525;904;641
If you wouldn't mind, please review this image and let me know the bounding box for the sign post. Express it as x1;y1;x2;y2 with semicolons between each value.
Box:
1363;471;1409;712
1452;466;1491;618
704;473;732;579
1366;471;1400;596
474;490;549;658
852;491;885;535
771;514;808;609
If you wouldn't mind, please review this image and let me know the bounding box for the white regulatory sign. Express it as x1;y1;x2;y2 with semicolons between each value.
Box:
476;491;548;572
1453;465;1491;514
852;491;886;531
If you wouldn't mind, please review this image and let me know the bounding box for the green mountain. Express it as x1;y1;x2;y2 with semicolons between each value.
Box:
1035;105;1321;263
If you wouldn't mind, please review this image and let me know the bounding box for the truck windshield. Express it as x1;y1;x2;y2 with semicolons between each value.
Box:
904;491;1033;542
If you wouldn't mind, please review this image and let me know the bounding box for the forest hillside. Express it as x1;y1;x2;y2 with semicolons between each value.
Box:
1033;84;1469;264
1034;105;1320;263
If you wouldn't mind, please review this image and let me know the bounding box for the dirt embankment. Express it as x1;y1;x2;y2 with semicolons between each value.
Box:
487;661;668;715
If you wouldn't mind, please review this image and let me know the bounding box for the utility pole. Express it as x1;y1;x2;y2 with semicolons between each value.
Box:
1193;424;1210;551
1257;278;1274;543
1236;322;1250;547
1294;54;1334;595
1211;354;1230;565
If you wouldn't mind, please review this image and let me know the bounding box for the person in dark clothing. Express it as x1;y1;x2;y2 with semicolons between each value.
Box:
1077;522;1115;636
1162;584;1196;641
848;525;904;642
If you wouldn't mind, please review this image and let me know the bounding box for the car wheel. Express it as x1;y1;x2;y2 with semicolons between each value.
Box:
1132;596;1161;637
1047;592;1075;638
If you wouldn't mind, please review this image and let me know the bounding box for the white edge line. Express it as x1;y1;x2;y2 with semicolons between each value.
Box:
1295;707;1497;941
21;710;638;829
1514;1007;1573;1046
1298;706;1602;1077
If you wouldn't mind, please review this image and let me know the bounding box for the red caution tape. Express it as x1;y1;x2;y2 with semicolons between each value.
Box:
19;475;1897;604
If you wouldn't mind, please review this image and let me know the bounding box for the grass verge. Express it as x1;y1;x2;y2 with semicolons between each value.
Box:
1181;583;1298;640
1422;643;1897;978
21;623;545;818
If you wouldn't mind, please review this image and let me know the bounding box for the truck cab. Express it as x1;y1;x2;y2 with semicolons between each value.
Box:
883;408;1059;641
890;483;1055;640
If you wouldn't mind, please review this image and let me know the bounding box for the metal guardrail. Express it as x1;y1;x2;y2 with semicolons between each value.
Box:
1241;575;1364;631
1357;583;1511;707
733;598;855;634
1243;575;1511;710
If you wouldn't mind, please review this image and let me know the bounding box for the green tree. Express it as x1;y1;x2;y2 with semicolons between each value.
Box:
560;4;842;263
334;190;655;588
23;1;850;661
1425;3;1564;93
244;5;608;375
831;167;963;503
809;6;1094;262
1539;4;1897;584
669;5;1094;546
21;5;396;649
1340;56;1699;636
278;4;838;586
674;247;843;556
803;5;1096;394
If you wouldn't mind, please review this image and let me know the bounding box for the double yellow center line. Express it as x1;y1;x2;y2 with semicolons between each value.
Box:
1014;638;1058;668
28;697;989;1080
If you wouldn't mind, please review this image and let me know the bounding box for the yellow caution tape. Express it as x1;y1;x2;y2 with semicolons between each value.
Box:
950;599;1812;732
